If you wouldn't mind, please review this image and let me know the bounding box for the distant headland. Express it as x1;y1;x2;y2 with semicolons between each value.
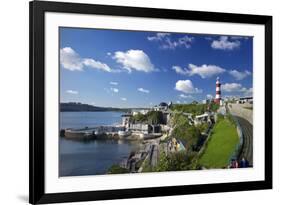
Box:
60;102;140;112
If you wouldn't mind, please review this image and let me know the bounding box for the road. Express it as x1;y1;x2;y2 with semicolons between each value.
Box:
234;116;253;166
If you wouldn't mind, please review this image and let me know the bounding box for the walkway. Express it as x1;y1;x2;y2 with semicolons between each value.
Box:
235;116;253;166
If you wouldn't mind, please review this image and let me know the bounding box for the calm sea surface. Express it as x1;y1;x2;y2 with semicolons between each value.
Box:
59;111;140;176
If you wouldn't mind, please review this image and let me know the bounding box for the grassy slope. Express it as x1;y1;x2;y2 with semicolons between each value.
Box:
198;118;239;168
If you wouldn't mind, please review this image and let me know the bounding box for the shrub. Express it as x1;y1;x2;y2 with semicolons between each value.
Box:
107;165;130;174
154;151;197;172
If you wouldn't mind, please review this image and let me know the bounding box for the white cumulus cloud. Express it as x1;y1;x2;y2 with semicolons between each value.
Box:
138;88;150;93
148;33;194;50
221;83;243;92
110;88;119;93
60;47;113;72
179;94;193;99
172;66;189;75
211;36;240;50
110;81;118;85
83;58;112;72
206;94;213;99
162;35;194;49
113;50;155;73
188;64;225;78
221;83;252;97
243;87;253;96
175;80;202;94
66;90;78;94
60;47;84;71
229;70;251;80
147;33;170;41
121;97;127;101
172;64;225;78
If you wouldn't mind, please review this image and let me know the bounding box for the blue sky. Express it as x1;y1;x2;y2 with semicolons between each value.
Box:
60;27;253;108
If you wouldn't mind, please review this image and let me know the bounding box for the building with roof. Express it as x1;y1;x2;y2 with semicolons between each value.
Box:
237;96;253;104
153;102;169;111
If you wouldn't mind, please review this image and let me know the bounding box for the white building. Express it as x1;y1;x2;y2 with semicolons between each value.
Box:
121;114;132;129
194;112;214;125
236;96;253;104
132;109;150;116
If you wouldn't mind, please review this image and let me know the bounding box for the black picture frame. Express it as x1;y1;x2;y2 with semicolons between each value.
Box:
29;1;272;204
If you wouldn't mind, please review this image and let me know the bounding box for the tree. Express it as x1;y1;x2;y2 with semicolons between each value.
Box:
132;113;147;123
154;151;197;172
171;103;207;115
209;102;220;112
146;111;164;125
131;111;164;125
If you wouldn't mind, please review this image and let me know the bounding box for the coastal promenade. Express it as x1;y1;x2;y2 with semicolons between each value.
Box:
149;139;160;167
228;103;253;124
235;116;253;165
228;103;253;166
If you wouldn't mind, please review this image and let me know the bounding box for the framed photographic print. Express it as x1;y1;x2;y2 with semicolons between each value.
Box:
29;0;272;204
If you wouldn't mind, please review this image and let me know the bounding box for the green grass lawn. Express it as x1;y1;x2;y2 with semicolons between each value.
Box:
198;118;239;168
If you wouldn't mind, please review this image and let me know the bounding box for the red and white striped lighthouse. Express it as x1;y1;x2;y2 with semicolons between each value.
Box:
214;77;221;105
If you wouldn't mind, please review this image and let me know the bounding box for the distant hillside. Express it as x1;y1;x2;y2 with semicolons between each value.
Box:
60;102;130;112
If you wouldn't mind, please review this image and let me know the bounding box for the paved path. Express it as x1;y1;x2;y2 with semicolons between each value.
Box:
228;103;253;124
150;144;159;167
145;138;160;168
234;116;253;166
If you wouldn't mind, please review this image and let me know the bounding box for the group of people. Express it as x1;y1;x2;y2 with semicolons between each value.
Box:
167;137;187;154
168;138;181;152
229;157;250;168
